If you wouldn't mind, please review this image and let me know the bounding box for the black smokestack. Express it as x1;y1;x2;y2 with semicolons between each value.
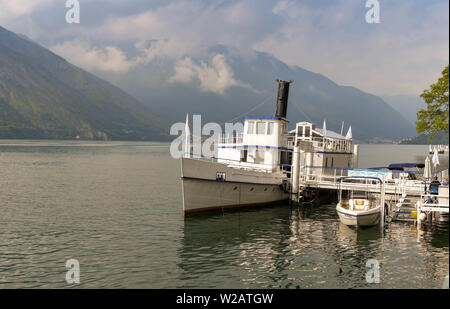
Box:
275;79;293;119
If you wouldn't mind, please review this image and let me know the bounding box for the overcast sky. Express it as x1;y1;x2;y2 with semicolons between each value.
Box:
0;0;448;96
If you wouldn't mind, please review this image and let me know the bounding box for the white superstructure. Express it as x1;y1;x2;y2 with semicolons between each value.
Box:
288;122;354;181
217;116;291;171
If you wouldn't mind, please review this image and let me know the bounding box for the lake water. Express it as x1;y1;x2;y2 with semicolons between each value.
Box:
0;141;448;288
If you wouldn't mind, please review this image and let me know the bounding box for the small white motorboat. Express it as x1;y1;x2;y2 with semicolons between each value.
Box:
336;176;385;227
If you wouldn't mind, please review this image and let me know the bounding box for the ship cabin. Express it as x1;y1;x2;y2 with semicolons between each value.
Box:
287;121;355;180
217;116;292;172
217;79;356;180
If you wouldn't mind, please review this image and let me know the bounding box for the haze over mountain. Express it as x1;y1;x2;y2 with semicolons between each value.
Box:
381;95;426;125
92;45;415;143
0;26;167;140
0;24;416;143
382;95;449;145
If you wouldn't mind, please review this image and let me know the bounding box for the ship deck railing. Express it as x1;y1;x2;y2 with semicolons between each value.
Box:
184;154;290;174
287;136;352;153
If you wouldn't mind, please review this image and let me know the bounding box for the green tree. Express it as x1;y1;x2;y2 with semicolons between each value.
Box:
416;65;449;139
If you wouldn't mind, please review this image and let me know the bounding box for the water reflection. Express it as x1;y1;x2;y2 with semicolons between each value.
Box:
178;206;293;288
178;204;448;289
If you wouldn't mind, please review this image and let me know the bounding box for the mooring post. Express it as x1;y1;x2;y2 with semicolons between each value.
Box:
292;145;300;196
416;200;421;226
380;179;385;231
353;144;359;168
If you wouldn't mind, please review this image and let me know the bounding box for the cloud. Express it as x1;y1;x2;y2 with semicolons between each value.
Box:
0;0;56;20
51;40;135;73
84;0;275;60
2;0;448;96
170;54;252;95
50;38;194;73
0;0;58;38
133;39;189;64
254;0;449;96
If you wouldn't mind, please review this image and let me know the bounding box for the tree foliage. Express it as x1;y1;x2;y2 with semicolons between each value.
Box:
416;65;449;139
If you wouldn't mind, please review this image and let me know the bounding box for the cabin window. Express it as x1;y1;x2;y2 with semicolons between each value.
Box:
304;126;310;137
297;126;303;136
257;122;266;135
282;123;288;135
280;151;290;165
325;157;328;168
267;122;274;135
247;122;254;134
331;158;334;168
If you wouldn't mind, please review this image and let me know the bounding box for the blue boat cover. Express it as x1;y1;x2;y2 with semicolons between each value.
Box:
388;163;424;168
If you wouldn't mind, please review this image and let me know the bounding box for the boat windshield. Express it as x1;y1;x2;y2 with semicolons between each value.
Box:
351;191;367;199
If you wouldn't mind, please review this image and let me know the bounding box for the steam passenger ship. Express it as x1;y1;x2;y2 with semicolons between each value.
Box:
180;80;356;215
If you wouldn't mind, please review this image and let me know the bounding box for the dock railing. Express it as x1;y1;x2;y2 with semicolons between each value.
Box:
297;165;426;196
419;193;449;213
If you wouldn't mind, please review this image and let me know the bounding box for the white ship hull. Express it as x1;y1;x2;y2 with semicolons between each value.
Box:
181;157;289;215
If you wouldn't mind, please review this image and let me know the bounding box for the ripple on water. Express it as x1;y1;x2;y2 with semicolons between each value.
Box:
0;142;448;288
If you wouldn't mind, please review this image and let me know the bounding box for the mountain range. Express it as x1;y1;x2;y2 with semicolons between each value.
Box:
0;26;167;141
1;26;416;142
96;45;416;142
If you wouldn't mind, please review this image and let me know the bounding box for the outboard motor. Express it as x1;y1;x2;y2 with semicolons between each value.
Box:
275;79;294;119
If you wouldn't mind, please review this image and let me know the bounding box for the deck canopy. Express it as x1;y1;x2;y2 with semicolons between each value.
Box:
369;163;425;170
388;163;425;169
